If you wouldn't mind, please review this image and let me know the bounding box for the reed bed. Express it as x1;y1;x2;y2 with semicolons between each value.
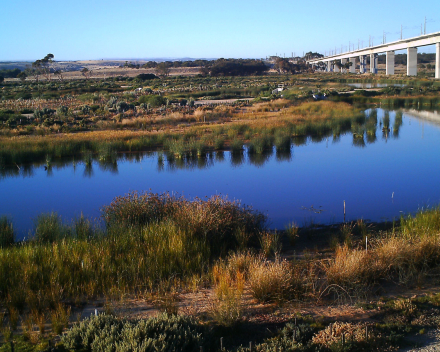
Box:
0;101;363;167
0;193;265;316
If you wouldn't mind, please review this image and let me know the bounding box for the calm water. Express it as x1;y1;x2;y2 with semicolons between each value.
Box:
347;83;406;88
2;109;440;239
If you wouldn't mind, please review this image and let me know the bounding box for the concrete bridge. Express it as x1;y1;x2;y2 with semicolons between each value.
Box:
307;31;440;79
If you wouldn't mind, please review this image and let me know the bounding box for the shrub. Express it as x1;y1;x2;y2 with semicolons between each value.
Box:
61;313;205;352
138;95;166;107
136;73;158;81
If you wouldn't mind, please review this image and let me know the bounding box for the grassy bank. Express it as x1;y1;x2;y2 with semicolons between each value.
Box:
1;193;440;350
0;101;362;167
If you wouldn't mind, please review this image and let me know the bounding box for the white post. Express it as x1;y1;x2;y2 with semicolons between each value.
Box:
386;51;395;75
349;57;356;73
407;47;418;76
435;43;440;79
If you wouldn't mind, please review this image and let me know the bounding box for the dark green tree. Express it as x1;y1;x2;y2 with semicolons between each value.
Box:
156;62;171;77
17;71;27;82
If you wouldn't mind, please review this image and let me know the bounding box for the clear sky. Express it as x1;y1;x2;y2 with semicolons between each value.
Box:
1;0;439;61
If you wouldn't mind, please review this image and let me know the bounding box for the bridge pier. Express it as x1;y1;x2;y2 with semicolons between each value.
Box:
386;51;395;75
436;43;440;79
349;57;356;73
327;61;332;72
333;62;340;72
341;58;347;73
370;54;377;74
359;55;367;73
407;47;417;76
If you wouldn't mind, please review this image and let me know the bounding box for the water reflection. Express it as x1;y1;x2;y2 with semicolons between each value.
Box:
231;151;245;166
2;109;440;179
3;108;440;238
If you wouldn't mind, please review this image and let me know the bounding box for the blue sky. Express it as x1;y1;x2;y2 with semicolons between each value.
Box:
1;0;439;61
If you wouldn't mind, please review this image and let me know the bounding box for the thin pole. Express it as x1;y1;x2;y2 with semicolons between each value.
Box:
343;200;346;222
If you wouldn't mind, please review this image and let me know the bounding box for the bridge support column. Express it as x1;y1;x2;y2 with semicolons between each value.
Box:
349;57;356;73
359;55;366;73
407;47;417;76
370;54;377;74
327;61;332;72
333;63;340;73
386;51;395;75
341;59;347;73
435;43;440;79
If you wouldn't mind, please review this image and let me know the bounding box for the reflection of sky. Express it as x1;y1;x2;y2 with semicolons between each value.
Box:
2;109;440;239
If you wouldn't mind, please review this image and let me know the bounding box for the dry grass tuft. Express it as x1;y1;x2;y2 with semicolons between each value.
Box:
248;257;302;303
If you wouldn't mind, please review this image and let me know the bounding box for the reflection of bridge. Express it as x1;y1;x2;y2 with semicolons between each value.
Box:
307;31;440;79
403;109;440;126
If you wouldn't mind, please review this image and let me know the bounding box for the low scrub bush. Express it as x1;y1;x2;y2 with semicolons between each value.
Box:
61;313;205;352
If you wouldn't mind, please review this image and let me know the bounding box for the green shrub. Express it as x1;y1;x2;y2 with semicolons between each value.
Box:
138;95;166;107
62;313;205;352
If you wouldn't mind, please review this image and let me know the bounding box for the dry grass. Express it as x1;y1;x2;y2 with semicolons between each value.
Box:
248;257;303;303
210;262;245;325
324;245;380;290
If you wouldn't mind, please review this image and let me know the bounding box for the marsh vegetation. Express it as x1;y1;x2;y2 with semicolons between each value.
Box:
1;71;440;351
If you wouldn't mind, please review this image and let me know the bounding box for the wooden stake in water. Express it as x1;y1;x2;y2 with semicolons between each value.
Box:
220;337;223;350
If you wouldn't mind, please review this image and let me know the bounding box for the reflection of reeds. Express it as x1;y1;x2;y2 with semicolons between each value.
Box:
393;111;403;138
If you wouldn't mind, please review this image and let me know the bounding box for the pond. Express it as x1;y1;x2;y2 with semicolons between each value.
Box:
347;83;406;89
2;108;440;239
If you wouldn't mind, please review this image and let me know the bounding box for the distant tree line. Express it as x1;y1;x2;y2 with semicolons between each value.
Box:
377;53;436;65
0;68;22;78
141;60;212;69
200;59;268;76
273;57;311;74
